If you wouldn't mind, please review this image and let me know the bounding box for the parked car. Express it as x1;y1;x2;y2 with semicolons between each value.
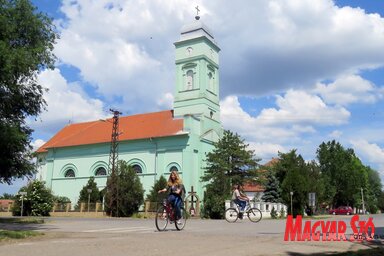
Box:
329;206;353;215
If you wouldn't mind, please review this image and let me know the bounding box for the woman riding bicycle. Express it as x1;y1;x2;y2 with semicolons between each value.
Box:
158;170;185;222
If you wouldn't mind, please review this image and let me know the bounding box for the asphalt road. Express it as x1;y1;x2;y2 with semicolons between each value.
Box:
1;214;383;256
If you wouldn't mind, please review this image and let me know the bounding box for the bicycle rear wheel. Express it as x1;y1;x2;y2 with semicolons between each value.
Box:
175;206;187;231
155;206;168;231
225;208;238;223
247;207;262;223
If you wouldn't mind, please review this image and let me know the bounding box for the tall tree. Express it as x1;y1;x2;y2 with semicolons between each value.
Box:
105;161;144;217
76;176;100;210
306;160;326;210
201;130;259;186
145;175;167;203
317;140;366;208
261;172;280;203
201;130;259;219
364;167;382;214
0;0;57;184
273;150;309;217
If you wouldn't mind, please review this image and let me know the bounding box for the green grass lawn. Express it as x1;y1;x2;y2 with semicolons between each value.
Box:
0;229;42;240
0;217;44;224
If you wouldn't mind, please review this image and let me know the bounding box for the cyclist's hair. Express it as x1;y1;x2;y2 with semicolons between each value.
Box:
167;170;183;186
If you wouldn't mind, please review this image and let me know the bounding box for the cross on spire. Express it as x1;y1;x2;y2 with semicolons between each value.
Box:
195;5;200;20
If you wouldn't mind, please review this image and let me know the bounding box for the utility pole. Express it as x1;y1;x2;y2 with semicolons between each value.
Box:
108;109;122;217
19;192;27;217
361;187;365;214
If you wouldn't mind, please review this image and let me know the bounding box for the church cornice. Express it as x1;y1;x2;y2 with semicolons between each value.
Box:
175;55;219;69
174;36;220;52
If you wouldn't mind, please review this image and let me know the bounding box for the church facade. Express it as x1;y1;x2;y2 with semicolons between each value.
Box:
36;18;223;206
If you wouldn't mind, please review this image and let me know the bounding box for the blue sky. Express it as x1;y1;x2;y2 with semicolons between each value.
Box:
1;0;384;195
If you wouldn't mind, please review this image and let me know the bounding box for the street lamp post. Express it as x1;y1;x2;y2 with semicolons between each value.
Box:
361;187;365;214
290;191;293;215
87;189;92;212
19;192;27;217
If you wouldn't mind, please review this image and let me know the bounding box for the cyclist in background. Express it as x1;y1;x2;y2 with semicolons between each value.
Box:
232;184;249;219
158;170;185;223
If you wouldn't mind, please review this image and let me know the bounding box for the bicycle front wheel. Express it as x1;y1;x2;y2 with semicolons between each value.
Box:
247;207;262;223
225;208;238;223
175;206;187;231
155;206;168;231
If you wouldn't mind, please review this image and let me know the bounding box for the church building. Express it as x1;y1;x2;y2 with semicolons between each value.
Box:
36;16;223;206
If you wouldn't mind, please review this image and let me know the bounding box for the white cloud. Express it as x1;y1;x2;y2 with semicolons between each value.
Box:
256;90;350;126
157;92;174;109
350;139;384;178
220;90;348;147
28;69;107;135
350;139;384;164
205;0;384;96
31;139;46;151
248;142;286;160
46;0;384;116
54;0;195;114
329;130;343;139
315;75;382;105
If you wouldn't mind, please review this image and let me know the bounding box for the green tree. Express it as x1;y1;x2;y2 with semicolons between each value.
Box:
378;191;384;212
0;0;58;184
306;160;326;212
0;193;16;199
201;130;259;219
76;177;100;210
261;172;280;203
317;140;366;208
105;161;144;217
145;175;167;203
12;180;54;216
274;150;309;217
364;167;382;214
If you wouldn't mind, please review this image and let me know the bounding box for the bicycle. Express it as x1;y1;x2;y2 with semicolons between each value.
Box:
225;200;262;223
155;199;187;231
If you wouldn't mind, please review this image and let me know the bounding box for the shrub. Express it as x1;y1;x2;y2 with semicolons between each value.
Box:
270;206;278;219
12;180;54;216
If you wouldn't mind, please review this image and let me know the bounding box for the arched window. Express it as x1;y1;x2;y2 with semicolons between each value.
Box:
95;167;107;176
208;72;213;91
132;164;142;174
64;169;75;178
186;70;194;90
170;166;179;173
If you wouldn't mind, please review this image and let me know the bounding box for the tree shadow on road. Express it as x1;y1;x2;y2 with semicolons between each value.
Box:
0;217;56;232
286;226;384;256
286;241;384;256
286;247;384;256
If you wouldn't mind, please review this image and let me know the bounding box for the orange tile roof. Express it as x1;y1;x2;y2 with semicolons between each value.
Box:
37;110;184;153
243;183;265;192
0;200;14;206
263;157;279;167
